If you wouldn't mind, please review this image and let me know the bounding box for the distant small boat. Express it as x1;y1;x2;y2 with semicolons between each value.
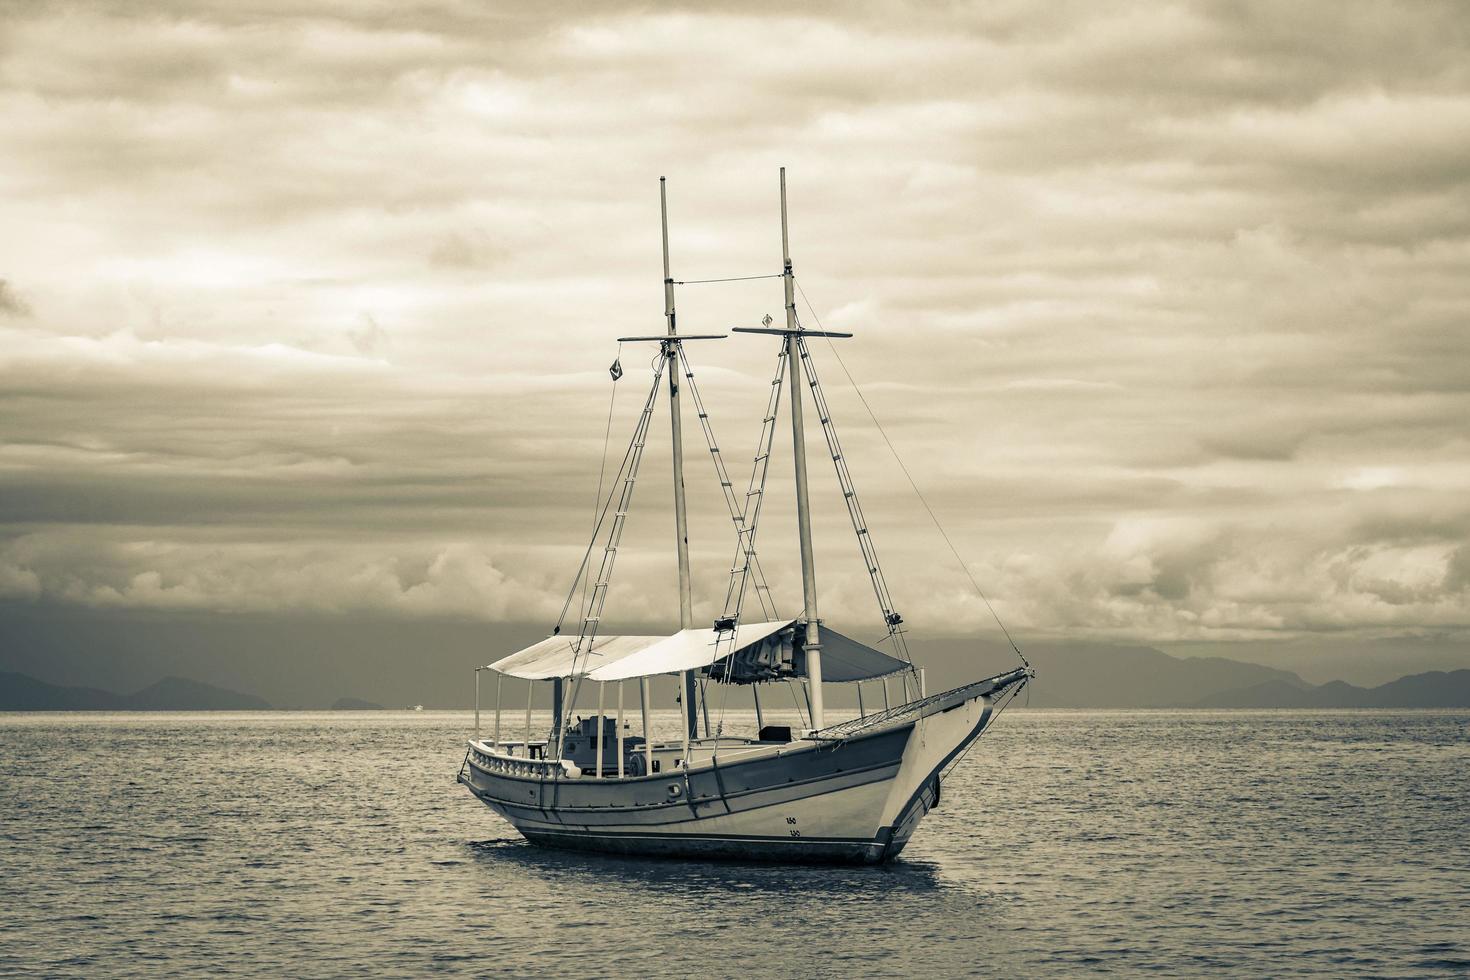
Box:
458;171;1031;864
409;704;424;712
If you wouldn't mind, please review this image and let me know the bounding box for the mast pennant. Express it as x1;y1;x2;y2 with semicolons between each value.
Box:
608;358;623;381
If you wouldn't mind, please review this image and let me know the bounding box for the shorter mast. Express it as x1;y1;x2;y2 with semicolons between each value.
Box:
661;177;701;743
781;168;825;731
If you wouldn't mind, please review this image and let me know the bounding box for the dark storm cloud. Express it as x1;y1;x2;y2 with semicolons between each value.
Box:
0;280;29;317
1;1;1468;643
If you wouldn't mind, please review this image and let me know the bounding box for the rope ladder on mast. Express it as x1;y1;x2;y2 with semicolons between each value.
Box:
556;354;668;696
796;333;916;672
676;345;781;627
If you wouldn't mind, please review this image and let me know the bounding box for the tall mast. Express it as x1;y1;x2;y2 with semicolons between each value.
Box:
661;177;700;741
781;167;825;731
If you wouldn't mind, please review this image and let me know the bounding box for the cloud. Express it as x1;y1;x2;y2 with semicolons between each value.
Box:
0;1;1468;648
0;281;30;317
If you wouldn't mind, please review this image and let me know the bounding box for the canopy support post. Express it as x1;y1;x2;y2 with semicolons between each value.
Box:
920;668;927;698
680;672;692;766
474;668;481;739
494;672;502;747
617;681;625;779
881;675;890;712
857;681;865;719
596;681;605;779
640;677;653;774
524;680;533;758
683;673;699;741
551;677;565;758
752;684;765;732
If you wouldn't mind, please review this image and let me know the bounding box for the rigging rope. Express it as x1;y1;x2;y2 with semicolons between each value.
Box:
579;342;622;624
557;355;668;748
673;273;782;285
796;333;915;678
714;344;788;628
676;346;779;623
794;277;1030;670
552;356;666;642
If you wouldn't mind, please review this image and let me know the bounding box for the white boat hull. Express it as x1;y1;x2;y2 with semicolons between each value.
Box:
459;673;1023;864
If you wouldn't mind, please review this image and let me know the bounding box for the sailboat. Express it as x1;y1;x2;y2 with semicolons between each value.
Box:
457;170;1032;864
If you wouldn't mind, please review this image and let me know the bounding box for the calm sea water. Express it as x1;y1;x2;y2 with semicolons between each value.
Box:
2;709;1467;977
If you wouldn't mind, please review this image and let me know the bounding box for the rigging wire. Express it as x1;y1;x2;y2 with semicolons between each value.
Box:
552;357;666;638
940;677;1028;782
579;342;622;623
676;345;779;622
557;356;668;746
793;277;1030;671
795;333;916;679
672;273;782;285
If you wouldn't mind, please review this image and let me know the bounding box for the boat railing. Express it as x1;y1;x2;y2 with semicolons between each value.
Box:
466;741;573;779
810;667;1032;742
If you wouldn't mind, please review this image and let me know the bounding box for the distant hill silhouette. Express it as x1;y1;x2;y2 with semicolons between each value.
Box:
1;671;270;710
907;639;1309;708
331;697;384;710
1193;670;1470;708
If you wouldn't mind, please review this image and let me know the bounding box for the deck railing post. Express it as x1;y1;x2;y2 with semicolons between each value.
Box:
596;681;605;779
494;671;502;747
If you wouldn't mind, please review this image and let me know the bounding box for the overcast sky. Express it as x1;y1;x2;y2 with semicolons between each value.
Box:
2;1;1468;664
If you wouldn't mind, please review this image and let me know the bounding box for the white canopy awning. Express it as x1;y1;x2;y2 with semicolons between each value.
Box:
485;618;909;683
485;620;793;681
588;619;795;681
483;632;665;680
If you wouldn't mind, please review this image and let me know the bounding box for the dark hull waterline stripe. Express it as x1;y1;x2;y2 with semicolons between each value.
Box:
519;827;902;865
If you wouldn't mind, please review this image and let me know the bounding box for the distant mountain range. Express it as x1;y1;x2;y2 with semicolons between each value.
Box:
3;655;1468;710
6;603;1467;709
1192;670;1470;709
898;639;1470;709
0;671;270;710
331;697;385;710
